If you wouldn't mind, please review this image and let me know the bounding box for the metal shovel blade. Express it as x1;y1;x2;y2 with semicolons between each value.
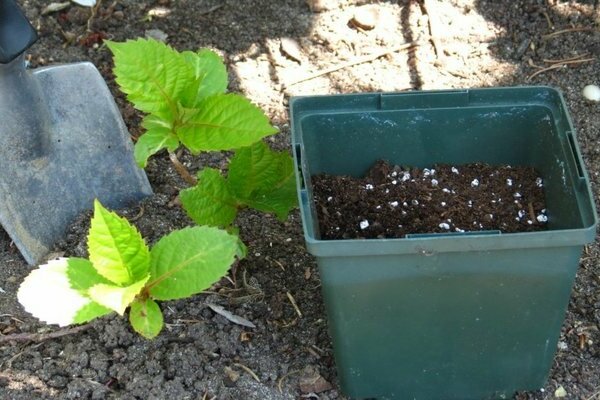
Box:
0;57;152;265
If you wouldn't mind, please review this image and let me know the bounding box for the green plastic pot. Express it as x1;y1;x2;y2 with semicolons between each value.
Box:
290;87;598;400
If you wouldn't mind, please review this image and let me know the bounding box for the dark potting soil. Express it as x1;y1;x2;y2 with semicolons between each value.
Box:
313;160;548;240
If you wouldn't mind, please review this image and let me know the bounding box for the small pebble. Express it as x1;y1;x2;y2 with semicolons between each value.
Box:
441;202;446;206
537;214;548;223
412;199;419;206
439;222;450;230
554;386;567;398
431;179;438;186
582;84;600;102
506;178;513;186
392;180;398;185
401;172;410;182
359;220;369;230
471;179;479;187
145;29;168;42
451;167;459;174
514;192;522;198
536;177;543;187
442;188;451;193
389;201;399;207
351;5;380;30
557;341;568;350
327;196;333;202
365;184;374;190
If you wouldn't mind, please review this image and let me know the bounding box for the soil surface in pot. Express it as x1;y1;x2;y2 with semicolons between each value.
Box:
313;161;548;240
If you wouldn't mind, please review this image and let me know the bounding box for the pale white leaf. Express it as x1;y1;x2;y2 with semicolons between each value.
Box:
17;258;91;327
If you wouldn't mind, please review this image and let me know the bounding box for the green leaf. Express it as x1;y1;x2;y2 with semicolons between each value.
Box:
228;142;297;221
181;49;227;104
176;94;278;153
180;168;238;227
227;141;285;198
73;302;112;324
88;277;149;315
17;258;97;327
129;298;164;339
107;39;195;119
88;200;151;285
134;115;180;168
66;257;112;291
147;226;238;301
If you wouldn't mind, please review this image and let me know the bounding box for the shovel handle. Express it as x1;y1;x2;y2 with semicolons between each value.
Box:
0;0;38;64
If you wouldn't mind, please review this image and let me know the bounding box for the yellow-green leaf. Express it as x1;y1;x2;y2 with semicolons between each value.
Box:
134;115;180;168
181;49;227;105
176;94;277;153
88;277;149;316
107;38;195;119
147;226;238;301
129;298;164;339
180;168;238;228
88;200;151;285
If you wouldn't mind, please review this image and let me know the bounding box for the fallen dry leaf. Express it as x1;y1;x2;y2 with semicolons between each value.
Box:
280;38;304;63
41;2;70;15
299;366;333;394
207;304;256;329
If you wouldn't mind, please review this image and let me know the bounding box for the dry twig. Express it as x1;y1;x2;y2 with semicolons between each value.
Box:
87;0;104;33
526;57;595;81
278;370;300;393
286;291;303;318
420;0;443;59
199;4;224;15
585;388;600;400
0;324;91;345
541;10;554;29
168;150;197;186
282;41;422;89
542;27;600;39
543;53;590;63
234;363;261;382
129;205;145;222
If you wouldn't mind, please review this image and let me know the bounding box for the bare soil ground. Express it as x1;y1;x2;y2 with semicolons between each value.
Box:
0;0;599;399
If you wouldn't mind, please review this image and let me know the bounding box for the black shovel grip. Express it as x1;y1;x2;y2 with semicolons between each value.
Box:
0;0;38;64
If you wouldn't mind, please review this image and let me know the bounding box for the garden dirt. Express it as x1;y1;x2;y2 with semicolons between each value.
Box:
1;1;599;399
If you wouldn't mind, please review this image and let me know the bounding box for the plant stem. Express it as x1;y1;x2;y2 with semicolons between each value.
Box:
168;150;197;186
